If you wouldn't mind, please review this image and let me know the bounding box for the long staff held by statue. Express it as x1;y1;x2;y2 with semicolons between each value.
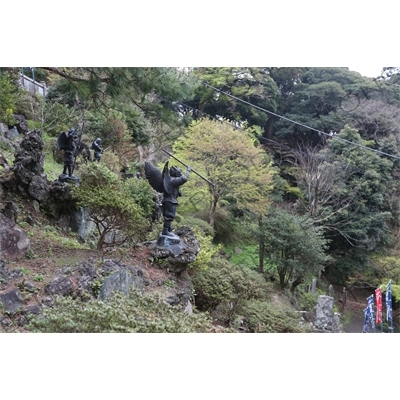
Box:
162;149;215;187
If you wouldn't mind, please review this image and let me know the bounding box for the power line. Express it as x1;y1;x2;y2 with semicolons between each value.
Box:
201;81;400;161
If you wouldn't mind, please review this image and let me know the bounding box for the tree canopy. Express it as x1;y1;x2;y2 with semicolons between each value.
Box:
172;118;276;227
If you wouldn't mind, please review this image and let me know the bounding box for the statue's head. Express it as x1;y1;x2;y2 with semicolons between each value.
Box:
68;128;78;141
169;166;182;177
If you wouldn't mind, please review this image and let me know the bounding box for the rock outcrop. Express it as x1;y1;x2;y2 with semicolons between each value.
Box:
0;213;30;260
313;295;342;332
145;226;201;274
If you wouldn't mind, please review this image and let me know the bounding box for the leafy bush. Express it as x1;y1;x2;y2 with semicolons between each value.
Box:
14;90;41;121
192;257;271;312
178;216;215;238
225;244;260;270
122;177;155;219
75;161;120;187
72;163;150;249
100;151;123;175
74;184;149;249
187;227;221;272
296;291;319;312
38;95;79;137
27;290;215;333
238;299;311;333
0;74;18;126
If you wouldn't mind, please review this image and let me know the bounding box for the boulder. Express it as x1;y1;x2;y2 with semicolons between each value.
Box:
0;213;30;260
44;276;74;296
99;267;143;300
13;115;30;135
28;175;49;202
12;129;46;197
0;289;25;316
314;295;342;332
146;226;200;274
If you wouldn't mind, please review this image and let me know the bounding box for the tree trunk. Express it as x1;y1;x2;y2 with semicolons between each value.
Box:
290;276;305;293
209;198;218;228
264;115;275;140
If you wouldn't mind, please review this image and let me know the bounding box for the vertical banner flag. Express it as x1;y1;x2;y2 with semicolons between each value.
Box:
362;307;370;333
386;280;393;332
367;294;376;332
375;287;382;324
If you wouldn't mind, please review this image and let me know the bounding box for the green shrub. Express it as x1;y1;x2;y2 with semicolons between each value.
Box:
238;299;311;333
15;90;40;120
178;216;215;238
192;257;271;312
225;244;260;270
0;75;18;126
75;162;119;187
26;290;215;333
296;291;319;312
74;184;149;249
122;178;155;218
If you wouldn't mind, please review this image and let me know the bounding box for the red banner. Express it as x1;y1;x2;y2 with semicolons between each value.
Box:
375;287;382;324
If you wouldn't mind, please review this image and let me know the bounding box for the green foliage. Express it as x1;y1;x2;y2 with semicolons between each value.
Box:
191;256;308;331
225;244;260;270
192;207;240;245
188;67;280;129
192;257;271;313
76;162;120;187
26;290;214;333
296;291;319;312
33;274;44;282
238;299;311;333
173;118;275;227
261;207;330;289
0;74;18;126
371;254;400;284
72;163;149;249
188;227;221;271
37;95;80;136
380;283;400;303
74;184;149;249
122;177;155;219
321;125;394;253
14;90;41;121
41;229;88;250
178;216;215;238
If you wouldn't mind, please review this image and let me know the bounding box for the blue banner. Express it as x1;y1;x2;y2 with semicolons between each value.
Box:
386;280;393;332
362;307;370;333
367;295;376;332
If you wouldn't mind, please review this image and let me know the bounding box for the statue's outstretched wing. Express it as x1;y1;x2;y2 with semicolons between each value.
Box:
162;161;174;196
144;161;164;193
57;131;69;150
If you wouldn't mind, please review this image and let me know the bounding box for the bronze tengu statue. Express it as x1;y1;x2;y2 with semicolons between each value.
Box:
144;160;191;245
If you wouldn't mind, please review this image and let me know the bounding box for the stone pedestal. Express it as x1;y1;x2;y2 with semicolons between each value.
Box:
156;234;181;247
58;174;80;184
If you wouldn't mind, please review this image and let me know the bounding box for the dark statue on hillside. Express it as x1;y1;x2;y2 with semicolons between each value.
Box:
57;128;79;182
90;137;103;162
145;161;191;245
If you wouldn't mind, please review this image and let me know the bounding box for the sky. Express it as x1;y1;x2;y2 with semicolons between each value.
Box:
347;67;383;78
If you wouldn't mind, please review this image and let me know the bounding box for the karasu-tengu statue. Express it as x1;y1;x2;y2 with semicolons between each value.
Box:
144;160;191;245
90;137;103;162
57;128;80;183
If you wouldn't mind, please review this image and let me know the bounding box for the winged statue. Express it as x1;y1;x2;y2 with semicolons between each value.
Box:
144;160;191;238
